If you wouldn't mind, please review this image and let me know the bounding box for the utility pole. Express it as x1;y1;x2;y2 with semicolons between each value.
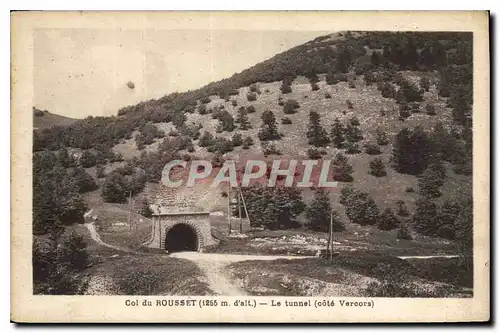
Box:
128;190;133;232
326;211;332;259
238;187;243;234
227;185;231;234
329;211;334;261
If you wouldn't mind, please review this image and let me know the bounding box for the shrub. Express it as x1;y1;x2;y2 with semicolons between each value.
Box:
345;141;360;154
80;150;97;168
200;96;211;104
406;187;415;193
242;136;254;149
378;82;396;99
376;129;390;146
101;172;129;203
306;188;344;232
249;83;260;93
246;92;257;102
333;159;354;182
345;191;380;226
280;77;293;94
420;77;431;91
281;117;292;125
377;208;400;230
232;133;243;147
365;143;382;155
96;165;106;178
231;99;238;107
348;81;356;89
396;200;410;217
369;158;387;177
311;82;320;91
198;104;208;115
397;224;413;240
258;110;280;141
426;103;436;115
263;143;281;157
283;99;300;114
246;105;256;113
324;92;332;99
307;148;325;160
346;99;354;109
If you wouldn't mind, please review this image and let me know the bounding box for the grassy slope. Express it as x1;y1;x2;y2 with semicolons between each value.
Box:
33;110;77;129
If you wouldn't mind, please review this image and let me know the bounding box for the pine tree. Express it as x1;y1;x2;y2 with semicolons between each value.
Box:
306;188;344;232
333;154;354;182
345;122;363;143
218;111;236;132
345;191;380;226
236;107;252;130
393;127;432;175
377;208;400;230
369;158;387;177
258;110;280;141
280;76;293;94
232;133;243;147
306;111;329;147
101;172;129;203
198;131;214;147
396;200;410;217
330;118;345;148
376;128;389;145
418;158;446;198
413;197;439;236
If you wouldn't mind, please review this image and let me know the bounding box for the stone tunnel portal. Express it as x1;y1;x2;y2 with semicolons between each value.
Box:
165;223;199;253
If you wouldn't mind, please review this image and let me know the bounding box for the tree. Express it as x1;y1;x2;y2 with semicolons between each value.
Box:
339;186;355;205
242;136;254;149
80;150;97;168
280;76;293;94
365;143;382;155
96;164;106;178
333;155;354;182
67;167;98;193
330;118;345;148
306;188;344;232
101;172;129;203
345;122;363;143
236;107;252;130
396;200;410;217
218;111;236;132
33;231;90;295
283;99;300;114
392;127;433;175
198;131;215;147
232;133;243;147
258;110;280;141
306;111;329;147
413;197;439;236
397;223;413;240
57;148;76;168
369;158;387;177
139;199;153;218
345;191;380;226
377;208;400;230
376;128;389;145
418;158;446;198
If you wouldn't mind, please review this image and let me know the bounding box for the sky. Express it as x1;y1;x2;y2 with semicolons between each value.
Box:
34;29;329;118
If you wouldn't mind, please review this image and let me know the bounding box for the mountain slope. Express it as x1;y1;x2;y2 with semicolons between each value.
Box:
33;107;77;129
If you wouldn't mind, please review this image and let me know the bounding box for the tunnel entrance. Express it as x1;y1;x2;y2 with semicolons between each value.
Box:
165;224;199;253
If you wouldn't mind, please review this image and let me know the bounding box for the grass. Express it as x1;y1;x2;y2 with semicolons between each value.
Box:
71;224;212;295
226;252;472;297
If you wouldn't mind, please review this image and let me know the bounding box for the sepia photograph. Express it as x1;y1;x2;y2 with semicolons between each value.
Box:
11;11;490;323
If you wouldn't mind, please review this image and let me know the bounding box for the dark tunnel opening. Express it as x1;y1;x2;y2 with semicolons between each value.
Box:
165;224;199;253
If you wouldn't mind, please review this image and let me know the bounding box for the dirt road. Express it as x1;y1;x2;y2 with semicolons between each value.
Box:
170;252;313;296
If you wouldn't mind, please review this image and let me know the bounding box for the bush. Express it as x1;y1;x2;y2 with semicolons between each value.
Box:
365;143;382;155
280;77;292;94
231;99;237;107
306;188;344;232
281;117;292;125
283;99;300;114
200;96;211;104
80;150;97;168
377;208;400;230
307;148;325;160
246;92;257;102
396;200;410;217
348;81;356;89
242;136;254;149
246;105;256;113
263;143;281;157
324;92;332;99
345;191;380;226
96;165;106;178
369;158;387;177
376;129;389;145
232;133;243;147
198;104;208;115
426;103;436;115
346;99;353;109
311;82;320;91
249;83;260;93
101;172;129;203
397;224;413;240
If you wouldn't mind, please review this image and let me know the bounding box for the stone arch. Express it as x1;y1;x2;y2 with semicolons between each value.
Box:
163;221;204;253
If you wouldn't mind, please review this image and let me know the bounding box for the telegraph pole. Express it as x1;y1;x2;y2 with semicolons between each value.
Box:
128;190;133;232
329;211;334;261
227;185;232;234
